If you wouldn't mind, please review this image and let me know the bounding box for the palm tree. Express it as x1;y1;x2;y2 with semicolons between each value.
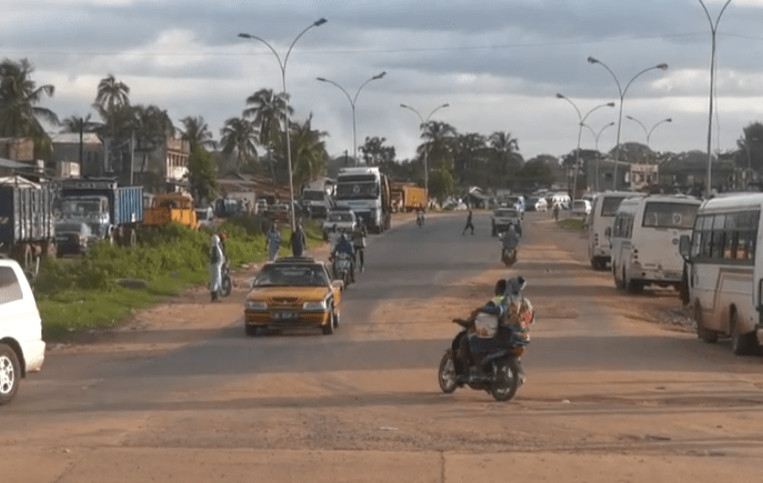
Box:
289;114;328;185
0;58;58;153
131;104;174;173
219;117;258;173
93;74;130;117
454;132;487;185
179;115;215;151
489;131;522;186
243;88;292;181
61;113;102;165
417;121;457;171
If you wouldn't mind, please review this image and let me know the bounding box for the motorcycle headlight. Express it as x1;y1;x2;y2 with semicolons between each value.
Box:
246;301;268;311
303;300;328;311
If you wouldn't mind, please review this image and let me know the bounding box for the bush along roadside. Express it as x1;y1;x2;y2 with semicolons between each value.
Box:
558;217;586;231
35;216;324;341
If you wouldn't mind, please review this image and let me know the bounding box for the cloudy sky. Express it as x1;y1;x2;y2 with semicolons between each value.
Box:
3;0;763;162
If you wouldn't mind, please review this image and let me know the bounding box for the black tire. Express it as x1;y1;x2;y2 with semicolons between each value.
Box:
730;310;760;356
438;350;458;394
614;266;625;290
322;310;336;335
245;325;260;336
0;343;21;405
221;274;232;297
694;303;718;343
490;358;520;402
626;277;643;294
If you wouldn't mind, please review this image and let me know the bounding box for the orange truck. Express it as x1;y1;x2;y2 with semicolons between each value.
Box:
143;193;198;230
390;183;427;212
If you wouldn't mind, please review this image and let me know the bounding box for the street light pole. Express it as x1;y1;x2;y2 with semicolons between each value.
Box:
400;103;450;196
556;93;615;199
625;115;672;148
239;17;327;231
316;71;386;165
698;0;732;198
582;122;616;192
587;56;668;190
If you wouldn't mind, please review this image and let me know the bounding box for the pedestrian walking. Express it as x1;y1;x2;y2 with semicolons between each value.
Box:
462;209;475;236
552;203;560;222
290;223;307;257
351;221;368;272
266;224;281;261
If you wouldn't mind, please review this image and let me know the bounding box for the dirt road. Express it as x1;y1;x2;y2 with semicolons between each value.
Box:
3;211;763;482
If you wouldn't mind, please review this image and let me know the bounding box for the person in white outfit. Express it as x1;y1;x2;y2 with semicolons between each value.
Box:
209;234;224;302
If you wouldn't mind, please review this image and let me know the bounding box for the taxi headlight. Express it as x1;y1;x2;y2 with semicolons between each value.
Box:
303;300;328;311
246;301;268;311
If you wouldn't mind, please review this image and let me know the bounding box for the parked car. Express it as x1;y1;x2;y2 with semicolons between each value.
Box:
195;207;215;229
572;200;592;217
255;199;268;215
322;209;357;236
491;207;522;236
266;203;291;224
0;258;46;405
244;257;342;336
525;197;548;212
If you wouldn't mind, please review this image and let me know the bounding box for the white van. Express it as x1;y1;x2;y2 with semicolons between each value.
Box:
550;193;570;210
0;259;45;404
586;191;644;270
678;193;763;355
609;195;700;293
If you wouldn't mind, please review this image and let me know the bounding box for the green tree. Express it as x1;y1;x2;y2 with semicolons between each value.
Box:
187;147;218;205
428;167;456;202
243;88;292;181
488;131;522;188
736;122;763;173
454;132;488;185
289;114;328;185
93;74;132;179
360;136;396;165
519;158;555;188
219;117;258;173
418;121;457;171
0;58;58;156
179;115;215;151
132;104;174;173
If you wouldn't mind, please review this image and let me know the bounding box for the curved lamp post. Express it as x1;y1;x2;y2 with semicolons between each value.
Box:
582;121;616;192
317;71;386;164
400;103;450;196
625;115;672;148
239;17;327;231
699;0;732;197
556;93;615;199
587;56;668;190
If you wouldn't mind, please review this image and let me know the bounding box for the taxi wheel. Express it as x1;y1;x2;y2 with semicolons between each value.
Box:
245;325;261;337
322;309;336;335
0;343;20;405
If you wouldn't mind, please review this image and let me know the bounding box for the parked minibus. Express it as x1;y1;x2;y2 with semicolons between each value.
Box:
608;194;700;293
586;191;644;270
678;193;763;355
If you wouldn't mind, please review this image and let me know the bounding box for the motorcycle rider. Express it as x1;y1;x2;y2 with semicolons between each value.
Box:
333;233;356;282
327;224;342;253
500;223;520;261
455;279;507;380
416;204;425;226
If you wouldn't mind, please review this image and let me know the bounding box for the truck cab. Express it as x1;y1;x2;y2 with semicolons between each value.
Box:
144;193;198;230
55;196;110;252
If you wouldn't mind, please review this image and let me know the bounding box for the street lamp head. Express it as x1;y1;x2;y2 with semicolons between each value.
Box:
555;93;565;99
656;63;668;70
605;102;615;107
316;77;327;82
441;103;450;108
626;115;636;120
238;33;252;39
665;118;673;122
314;18;328;26
587;56;599;64
400;103;409;109
373;71;387;80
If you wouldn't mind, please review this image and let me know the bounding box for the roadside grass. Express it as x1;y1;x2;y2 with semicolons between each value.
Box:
559;217;586;231
35;217;323;341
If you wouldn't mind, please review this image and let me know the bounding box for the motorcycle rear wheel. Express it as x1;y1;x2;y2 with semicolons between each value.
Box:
221;274;232;297
438;350;458;394
490;358;520;402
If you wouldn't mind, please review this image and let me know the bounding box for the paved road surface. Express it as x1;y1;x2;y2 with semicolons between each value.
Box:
3;211;763;482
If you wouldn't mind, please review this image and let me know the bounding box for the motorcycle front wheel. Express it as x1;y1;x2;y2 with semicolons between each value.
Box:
438;350;458;394
490;358;520;402
221;274;232;297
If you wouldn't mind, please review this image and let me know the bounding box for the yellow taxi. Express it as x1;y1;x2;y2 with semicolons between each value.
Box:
244;257;342;336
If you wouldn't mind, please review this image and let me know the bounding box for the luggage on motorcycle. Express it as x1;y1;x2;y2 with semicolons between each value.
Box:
473;312;498;338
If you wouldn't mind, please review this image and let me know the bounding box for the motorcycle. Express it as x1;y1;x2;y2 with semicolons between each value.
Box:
221;261;232;297
501;247;517;267
416;211;425;228
437;277;533;402
333;252;354;287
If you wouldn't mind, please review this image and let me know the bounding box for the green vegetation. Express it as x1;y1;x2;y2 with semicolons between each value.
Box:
558;218;586;231
35;217;323;341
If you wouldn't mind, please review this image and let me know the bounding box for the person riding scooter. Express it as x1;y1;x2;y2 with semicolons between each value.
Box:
500;223;520;262
332;233;356;283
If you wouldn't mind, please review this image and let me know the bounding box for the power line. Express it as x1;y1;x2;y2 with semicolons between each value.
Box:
0;31;718;58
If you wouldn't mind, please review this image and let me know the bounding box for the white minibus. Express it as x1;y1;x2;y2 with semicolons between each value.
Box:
586;191;644;270
679;193;763;355
608;195;700;293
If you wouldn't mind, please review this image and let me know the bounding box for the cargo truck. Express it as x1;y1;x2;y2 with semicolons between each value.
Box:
390;183;427;212
0;176;57;272
334;167;391;233
143;192;198;230
57;177;143;247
